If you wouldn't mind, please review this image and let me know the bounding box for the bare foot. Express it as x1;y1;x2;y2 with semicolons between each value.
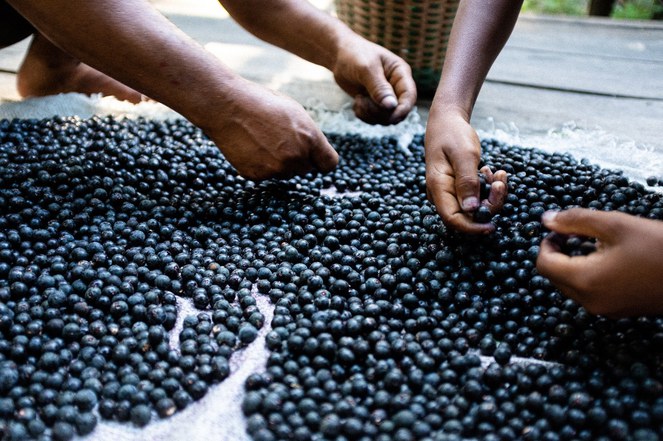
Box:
17;33;143;103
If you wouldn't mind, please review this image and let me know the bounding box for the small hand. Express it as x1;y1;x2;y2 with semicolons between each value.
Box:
331;35;417;125
204;78;338;181
424;110;507;234
537;208;663;317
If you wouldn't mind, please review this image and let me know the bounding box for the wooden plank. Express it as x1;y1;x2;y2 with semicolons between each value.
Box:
472;83;663;157
508;15;663;62
492;16;663;98
488;46;663;99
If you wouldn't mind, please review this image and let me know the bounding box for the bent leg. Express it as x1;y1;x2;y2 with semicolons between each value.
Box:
6;0;239;125
17;32;143;103
3;0;142;102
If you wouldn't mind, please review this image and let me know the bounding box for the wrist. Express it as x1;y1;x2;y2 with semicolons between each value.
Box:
317;22;356;71
183;73;247;134
429;101;472;124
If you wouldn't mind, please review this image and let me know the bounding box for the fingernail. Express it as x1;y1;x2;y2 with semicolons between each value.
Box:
381;96;398;109
542;210;558;224
461;197;479;211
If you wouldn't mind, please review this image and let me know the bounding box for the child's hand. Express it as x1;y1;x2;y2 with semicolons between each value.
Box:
537;208;663;317
425;110;507;234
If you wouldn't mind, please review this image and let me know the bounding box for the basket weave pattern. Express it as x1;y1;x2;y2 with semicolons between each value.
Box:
334;0;460;95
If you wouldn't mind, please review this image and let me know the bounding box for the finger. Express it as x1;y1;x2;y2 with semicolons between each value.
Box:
354;94;414;126
536;237;593;290
479;165;494;182
449;155;481;213
428;180;495;234
493;169;508;186
484;180;507;213
536;238;574;284
534;248;582;302
386;65;417;123
388;101;416;125
361;67;399;111
309;134;339;174
353;95;393;125
541;208;621;242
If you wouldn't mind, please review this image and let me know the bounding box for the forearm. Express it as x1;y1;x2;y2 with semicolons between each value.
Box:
8;0;240;129
220;0;351;70
432;0;522;119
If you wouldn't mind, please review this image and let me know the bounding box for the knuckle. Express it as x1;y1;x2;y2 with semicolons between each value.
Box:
426;171;444;186
456;175;478;191
440;212;456;228
386;56;411;76
373;84;393;98
348;58;372;75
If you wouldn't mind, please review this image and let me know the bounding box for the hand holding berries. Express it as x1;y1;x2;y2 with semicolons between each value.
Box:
537;208;663;317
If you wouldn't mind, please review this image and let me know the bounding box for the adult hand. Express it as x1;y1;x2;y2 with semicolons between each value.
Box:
203;78;339;181
537;208;663;317
331;34;417;125
424;109;507;234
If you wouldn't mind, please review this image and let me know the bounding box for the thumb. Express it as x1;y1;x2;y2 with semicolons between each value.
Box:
363;71;398;110
310;134;339;173
451;159;481;213
541;208;620;240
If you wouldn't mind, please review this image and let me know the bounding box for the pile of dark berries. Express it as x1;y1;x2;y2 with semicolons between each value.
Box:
0;116;662;441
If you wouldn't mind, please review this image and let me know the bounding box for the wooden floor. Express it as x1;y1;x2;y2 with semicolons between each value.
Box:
1;0;662;154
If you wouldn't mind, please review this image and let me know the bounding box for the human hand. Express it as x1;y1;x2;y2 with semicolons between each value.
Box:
331;34;417;125
424;109;507;234
537;208;663;317
202;78;338;181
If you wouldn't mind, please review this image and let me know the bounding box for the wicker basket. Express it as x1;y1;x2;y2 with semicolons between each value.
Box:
334;0;460;97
